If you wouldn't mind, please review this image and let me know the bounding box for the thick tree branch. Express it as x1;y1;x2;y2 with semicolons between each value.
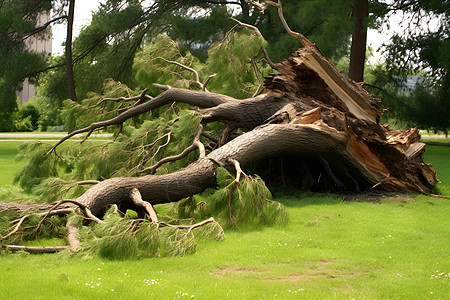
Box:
130;188;158;222
66;220;81;250
47;88;236;155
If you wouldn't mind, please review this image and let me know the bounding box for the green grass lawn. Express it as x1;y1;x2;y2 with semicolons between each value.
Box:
0;141;26;188
0;141;449;299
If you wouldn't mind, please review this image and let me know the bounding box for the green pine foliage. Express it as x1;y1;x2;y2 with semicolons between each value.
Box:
135;222;160;257
134;32;273;99
72;208;224;260
205;28;271;98
13;143;59;193
174;168;289;230
158;227;196;257
62;79;141;131
0;210;67;245
32;178;89;203
134;34;205;94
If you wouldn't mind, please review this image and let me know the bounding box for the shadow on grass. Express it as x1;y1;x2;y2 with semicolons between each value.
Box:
270;188;344;208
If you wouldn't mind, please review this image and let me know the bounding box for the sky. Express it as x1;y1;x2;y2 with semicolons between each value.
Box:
52;1;396;63
52;0;104;56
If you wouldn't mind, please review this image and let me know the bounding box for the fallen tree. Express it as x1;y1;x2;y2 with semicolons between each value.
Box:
0;1;437;255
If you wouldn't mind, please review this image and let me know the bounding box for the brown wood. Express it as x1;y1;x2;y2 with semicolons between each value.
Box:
348;0;369;82
2;245;68;254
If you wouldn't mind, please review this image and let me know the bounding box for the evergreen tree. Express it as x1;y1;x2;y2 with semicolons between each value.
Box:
369;0;449;134
0;0;53;130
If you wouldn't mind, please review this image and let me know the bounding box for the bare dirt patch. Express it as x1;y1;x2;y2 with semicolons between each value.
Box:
340;192;415;203
265;271;364;282
263;260;367;282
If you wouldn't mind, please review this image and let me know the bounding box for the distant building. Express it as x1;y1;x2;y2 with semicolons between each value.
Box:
16;12;52;105
404;76;421;90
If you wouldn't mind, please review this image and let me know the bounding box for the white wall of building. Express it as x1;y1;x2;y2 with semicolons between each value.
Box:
17;12;52;105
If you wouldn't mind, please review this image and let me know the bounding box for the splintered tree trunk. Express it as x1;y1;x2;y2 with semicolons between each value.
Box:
1;44;437;217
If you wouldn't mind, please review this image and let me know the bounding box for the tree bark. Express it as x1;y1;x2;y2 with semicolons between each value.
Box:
66;0;77;102
348;0;368;82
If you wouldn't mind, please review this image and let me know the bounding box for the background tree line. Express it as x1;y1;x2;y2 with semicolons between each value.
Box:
0;0;448;134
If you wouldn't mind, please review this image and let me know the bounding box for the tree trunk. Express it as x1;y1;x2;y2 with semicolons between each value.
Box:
66;0;77;102
348;0;368;82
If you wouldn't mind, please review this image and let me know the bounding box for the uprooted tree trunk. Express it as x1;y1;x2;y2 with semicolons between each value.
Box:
1;45;437;224
0;2;437;252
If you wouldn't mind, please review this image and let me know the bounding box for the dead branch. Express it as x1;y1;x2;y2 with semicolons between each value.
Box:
59;199;104;224
267;0;314;48
1;214;31;240
430;194;450;200
154;57;203;89
230;159;246;183
248;1;266;13
154;57;216;92
130;188;158;222
250;55;263;97
261;47;280;69
229;17;265;40
141;124;206;175
158;217;218;235
24;199;102;238
153;83;172;91
202;74;217;91
66;220;81;250
88;88;152;109
150;132;172;161
1;245;69;254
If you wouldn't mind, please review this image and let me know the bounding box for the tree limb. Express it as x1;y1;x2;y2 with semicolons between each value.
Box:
130;188;159;222
230;159;246;183
159;217;218;236
267;0;313;48
229;17;265;40
88;88;152;109
1;245;69;254
261;47;280;69
141;124;205;174
66;220;81;250
47;88;236;155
